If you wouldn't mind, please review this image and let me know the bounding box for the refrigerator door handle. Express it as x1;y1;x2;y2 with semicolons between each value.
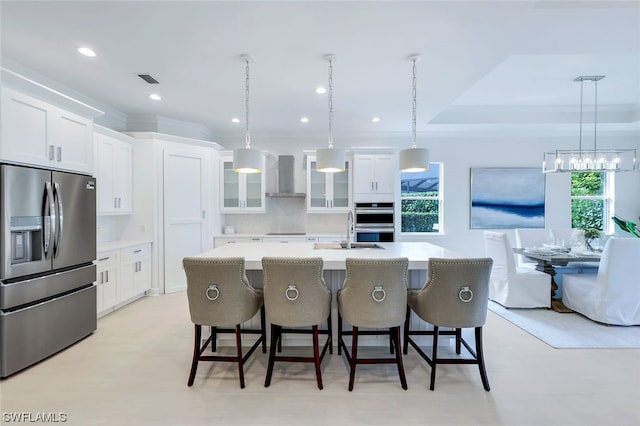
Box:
43;182;56;257
53;182;64;257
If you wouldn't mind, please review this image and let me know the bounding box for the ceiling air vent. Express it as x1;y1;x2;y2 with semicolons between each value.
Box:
138;74;159;84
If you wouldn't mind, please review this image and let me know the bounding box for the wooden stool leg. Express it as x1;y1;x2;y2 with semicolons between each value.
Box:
313;325;323;390
187;324;201;387
338;313;343;355
260;305;267;353
403;307;410;355
348;326;359;391
265;324;278;387
235;324;245;389
475;327;491;391
327;309;333;355
393;326;408;390
429;325;439;391
211;326;217;352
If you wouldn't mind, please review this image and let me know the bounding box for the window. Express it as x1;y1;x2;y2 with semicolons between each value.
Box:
400;163;442;233
571;171;613;233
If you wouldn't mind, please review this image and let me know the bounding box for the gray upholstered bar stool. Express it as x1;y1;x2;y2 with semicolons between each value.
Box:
403;257;493;391
338;257;409;391
261;257;333;390
183;257;266;389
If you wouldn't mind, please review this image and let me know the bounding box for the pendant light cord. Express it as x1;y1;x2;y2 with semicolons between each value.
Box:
593;79;598;154
327;57;334;149
411;57;417;149
245;57;251;148
578;78;583;156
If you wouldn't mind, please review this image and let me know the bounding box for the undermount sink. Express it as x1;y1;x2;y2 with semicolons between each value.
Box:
313;242;385;250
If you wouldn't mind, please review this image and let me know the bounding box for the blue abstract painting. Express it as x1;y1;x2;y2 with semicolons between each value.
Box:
470;168;545;229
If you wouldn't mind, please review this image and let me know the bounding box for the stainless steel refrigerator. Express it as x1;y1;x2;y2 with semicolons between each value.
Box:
0;163;97;378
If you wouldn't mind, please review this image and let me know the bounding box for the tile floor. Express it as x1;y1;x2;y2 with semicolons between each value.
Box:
1;292;639;426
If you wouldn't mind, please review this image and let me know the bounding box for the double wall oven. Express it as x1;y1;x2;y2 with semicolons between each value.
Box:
354;202;394;242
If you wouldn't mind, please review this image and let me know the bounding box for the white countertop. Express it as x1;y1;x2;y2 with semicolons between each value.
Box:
98;240;153;253
197;242;461;270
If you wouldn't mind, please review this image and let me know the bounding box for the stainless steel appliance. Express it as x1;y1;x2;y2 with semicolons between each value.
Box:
354;202;394;242
1;163;97;378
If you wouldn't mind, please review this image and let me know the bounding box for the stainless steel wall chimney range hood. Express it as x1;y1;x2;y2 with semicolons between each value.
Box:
266;155;305;198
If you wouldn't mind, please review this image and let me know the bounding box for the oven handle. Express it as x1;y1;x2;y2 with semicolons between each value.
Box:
355;227;394;233
355;208;394;214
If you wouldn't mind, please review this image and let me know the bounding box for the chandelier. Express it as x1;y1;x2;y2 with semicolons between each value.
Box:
543;76;636;173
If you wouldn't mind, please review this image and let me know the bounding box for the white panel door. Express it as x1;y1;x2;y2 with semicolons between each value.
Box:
163;148;208;293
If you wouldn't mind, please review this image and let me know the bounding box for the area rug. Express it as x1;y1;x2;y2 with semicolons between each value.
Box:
488;301;640;349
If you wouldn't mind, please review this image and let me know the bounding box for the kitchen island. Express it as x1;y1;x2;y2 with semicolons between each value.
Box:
195;242;463;347
197;241;461;271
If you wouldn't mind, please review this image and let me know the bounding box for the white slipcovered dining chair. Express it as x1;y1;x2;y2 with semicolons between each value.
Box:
563;238;640;325
514;228;547;269
483;231;551;308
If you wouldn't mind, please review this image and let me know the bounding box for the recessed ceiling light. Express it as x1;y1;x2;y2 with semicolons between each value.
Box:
77;47;96;57
149;94;161;101
300;117;309;123
315;87;326;94
231;117;240;124
371;117;381;123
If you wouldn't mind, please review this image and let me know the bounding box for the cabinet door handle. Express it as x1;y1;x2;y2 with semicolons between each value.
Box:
99;271;103;284
105;270;109;282
117;197;121;208
56;146;62;162
134;249;142;253
375;181;378;191
202;210;206;219
114;197;118;208
98;256;110;262
49;145;55;160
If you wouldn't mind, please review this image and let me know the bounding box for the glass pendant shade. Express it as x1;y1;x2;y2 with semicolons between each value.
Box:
316;146;345;173
232;147;262;173
400;147;430;172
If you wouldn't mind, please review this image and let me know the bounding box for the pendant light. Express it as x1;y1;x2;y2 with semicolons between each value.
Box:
399;54;430;173
543;76;636;173
316;54;345;173
233;54;262;173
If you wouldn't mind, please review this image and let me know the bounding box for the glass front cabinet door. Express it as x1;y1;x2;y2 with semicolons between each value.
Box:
306;155;351;213
220;155;265;212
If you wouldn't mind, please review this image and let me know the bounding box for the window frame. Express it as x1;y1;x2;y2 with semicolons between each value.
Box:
399;162;444;235
570;171;615;234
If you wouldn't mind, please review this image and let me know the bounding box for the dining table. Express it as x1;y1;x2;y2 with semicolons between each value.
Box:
512;247;601;313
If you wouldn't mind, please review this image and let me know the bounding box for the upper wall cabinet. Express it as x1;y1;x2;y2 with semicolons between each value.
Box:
95;127;133;215
306;155;351;213
220;154;265;213
0;87;94;174
353;154;396;202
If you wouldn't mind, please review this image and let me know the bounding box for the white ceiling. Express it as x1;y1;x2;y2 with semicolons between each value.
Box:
1;0;639;146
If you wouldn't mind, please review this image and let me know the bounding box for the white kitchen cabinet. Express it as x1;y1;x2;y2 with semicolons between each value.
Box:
97;243;151;317
120;244;151;300
0;87;94;174
306;155;351;213
96;251;119;316
214;236;263;248
353;154;396;201
95;127;133;214
220;155;265;213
